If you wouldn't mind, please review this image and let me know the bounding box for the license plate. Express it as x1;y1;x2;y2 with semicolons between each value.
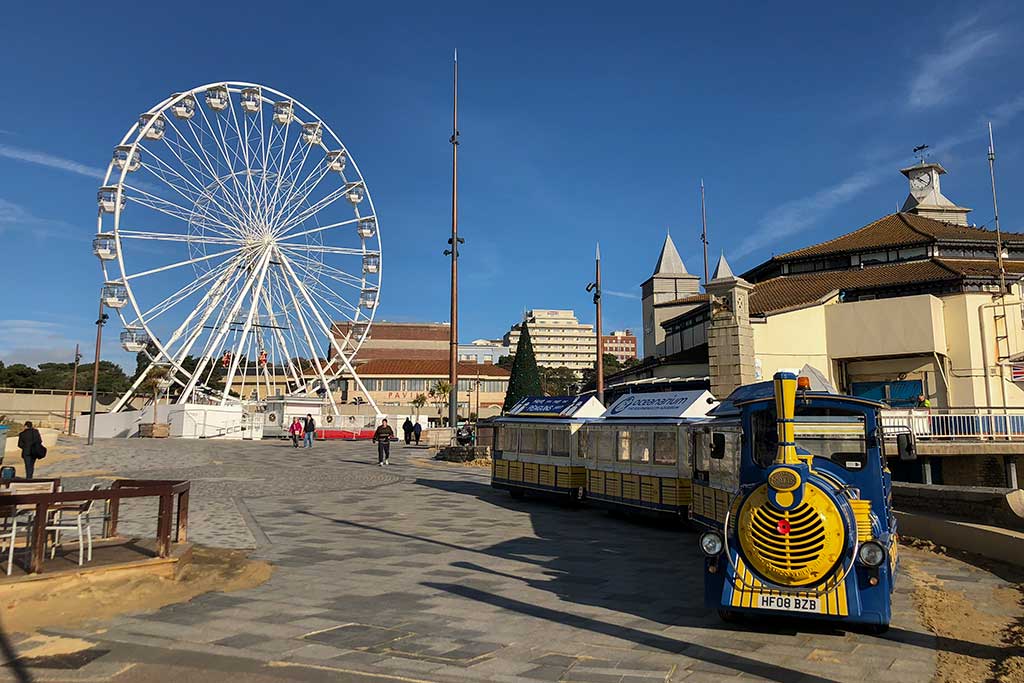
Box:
757;594;819;613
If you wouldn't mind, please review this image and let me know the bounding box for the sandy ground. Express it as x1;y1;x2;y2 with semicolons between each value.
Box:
905;539;1024;682
2;439;84;479
1;546;271;635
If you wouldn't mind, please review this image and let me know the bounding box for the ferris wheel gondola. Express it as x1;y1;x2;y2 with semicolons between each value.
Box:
94;81;383;416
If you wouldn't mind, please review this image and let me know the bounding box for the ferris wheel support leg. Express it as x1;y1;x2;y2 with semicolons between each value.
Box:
221;253;273;403
276;249;383;420
181;249;274;402
278;261;342;416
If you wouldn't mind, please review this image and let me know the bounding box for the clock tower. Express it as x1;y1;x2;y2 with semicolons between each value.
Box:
899;162;971;225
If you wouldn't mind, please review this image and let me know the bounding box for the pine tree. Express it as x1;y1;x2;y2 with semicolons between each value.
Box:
503;321;543;412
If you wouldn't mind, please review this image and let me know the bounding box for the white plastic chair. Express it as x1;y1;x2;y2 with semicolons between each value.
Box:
0;481;57;575
46;483;102;567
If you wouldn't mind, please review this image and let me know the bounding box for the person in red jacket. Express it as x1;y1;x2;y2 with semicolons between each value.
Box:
288;417;303;448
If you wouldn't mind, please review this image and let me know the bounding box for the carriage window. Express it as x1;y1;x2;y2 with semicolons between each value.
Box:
630;431;651;462
617;430;631;461
577;429;591;459
500;427;519;452
654;431;677;465
551;429;570;457
598;429;615;461
694;430;711;472
520;428;536;454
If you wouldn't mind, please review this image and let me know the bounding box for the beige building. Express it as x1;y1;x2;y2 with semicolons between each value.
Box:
332;321;449;361
603;330;638;363
641;234;702;358
347;359;510;423
504;309;597;372
613;161;1024;411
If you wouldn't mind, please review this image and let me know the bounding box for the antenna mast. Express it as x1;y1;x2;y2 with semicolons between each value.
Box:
988;123;1006;294
700;179;709;286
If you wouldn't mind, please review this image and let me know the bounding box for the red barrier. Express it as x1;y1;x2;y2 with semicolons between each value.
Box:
315;428;376;440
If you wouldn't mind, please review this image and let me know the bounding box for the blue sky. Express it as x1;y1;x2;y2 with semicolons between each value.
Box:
1;1;1023;368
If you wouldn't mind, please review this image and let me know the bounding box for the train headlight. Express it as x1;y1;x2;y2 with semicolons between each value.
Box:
700;531;724;557
858;540;886;567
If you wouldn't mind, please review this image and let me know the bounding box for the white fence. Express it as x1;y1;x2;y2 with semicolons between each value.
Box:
882;408;1024;441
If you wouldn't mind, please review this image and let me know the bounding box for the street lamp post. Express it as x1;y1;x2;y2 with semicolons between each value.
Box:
87;298;109;446
68;344;82;434
444;49;463;435
586;243;604;403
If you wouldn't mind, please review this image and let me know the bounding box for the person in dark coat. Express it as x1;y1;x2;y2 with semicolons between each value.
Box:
17;421;43;480
402;418;413;445
413;421;422;445
373;419;395;466
303;414;316;448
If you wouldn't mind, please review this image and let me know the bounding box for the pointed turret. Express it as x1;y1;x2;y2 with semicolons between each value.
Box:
653;234;688;276
711;252;734;280
641;232;700;358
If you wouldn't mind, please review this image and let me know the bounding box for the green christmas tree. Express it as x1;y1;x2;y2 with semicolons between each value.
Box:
503;321;544;412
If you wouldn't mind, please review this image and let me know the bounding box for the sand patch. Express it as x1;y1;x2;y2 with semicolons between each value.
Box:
1;546;271;634
15;634;95;658
905;541;1024;682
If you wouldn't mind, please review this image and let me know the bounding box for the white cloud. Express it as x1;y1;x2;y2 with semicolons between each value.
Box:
736;170;883;260
0;320;81;366
0;198;71;237
0;143;105;180
908;18;1003;109
605;289;640;300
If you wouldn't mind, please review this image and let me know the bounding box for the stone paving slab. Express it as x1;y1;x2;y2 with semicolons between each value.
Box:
0;437;999;681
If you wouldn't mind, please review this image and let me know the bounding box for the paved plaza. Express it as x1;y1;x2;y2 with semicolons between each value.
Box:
0;437;1011;682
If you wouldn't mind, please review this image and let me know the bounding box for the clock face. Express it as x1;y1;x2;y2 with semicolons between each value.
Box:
910;171;932;191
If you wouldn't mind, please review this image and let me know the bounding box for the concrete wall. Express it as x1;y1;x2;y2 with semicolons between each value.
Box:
0;390;126;430
826;294;946;358
893;481;1024;530
753;304;833;382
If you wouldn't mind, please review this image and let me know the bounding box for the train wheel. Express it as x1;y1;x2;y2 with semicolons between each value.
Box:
862;622;890;635
717;609;743;623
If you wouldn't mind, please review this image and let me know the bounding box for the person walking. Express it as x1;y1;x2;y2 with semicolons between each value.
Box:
289;417;303;448
413;421;422;445
303;413;316;448
373;419;394;466
402;418;413;445
17;421;44;480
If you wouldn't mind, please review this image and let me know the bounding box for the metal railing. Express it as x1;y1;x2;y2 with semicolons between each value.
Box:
882;408;1024;441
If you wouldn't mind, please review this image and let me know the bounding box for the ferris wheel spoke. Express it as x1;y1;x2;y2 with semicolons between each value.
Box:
163;116;253;231
195;104;257;227
276;216;365;242
138;143;247;234
157;124;246;222
275;183;356;236
277;242;367;257
135;260;235;324
270;161;334;231
266;143;319;229
118;230;241;246
220;252;273;402
122;184;240;236
124;244;243;281
226;93;262;229
267;151;328;228
288;254;366;294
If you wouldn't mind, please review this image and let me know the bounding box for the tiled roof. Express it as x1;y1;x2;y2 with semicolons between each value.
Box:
775;213;1024;260
749;258;1023;315
354;359;510;377
654;293;712;308
333;322;450;341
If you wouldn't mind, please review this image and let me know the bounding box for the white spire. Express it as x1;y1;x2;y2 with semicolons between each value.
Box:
653;234;688;276
596;242;601;260
711;251;734;280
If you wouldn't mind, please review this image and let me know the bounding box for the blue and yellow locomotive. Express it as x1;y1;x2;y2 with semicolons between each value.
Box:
696;371;906;632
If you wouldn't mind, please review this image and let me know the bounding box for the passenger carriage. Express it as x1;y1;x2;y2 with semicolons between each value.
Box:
579;390;718;517
490;396;605;501
696;372;909;632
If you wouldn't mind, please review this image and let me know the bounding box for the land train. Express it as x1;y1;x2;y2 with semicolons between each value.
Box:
489;373;904;631
489;390;719;513
695;372;902;632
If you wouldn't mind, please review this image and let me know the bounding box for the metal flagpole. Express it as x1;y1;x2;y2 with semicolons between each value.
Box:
700;179;709;286
445;49;462;432
988;122;1012;451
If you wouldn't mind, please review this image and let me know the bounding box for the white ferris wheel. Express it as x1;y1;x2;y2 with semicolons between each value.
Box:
93;81;382;417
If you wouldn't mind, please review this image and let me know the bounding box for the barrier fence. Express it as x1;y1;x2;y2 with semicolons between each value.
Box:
882;408;1024;441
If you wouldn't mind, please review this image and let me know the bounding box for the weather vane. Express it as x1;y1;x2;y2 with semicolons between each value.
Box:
913;144;930;165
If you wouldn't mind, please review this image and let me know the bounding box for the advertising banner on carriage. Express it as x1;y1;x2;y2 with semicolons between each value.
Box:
507;395;604;417
603;390;717;419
